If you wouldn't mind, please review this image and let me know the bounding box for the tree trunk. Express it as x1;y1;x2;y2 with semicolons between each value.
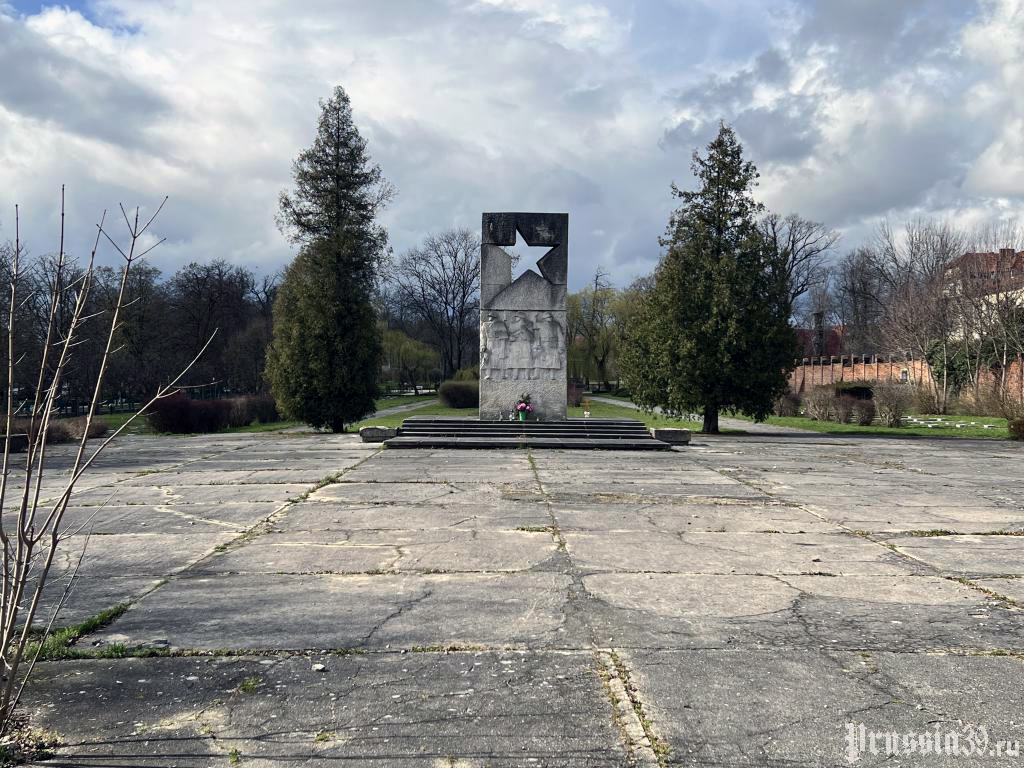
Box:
702;403;719;434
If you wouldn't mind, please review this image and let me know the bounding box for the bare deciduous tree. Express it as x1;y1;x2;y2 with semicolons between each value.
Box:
391;228;481;378
574;269;617;390
759;213;839;308
873;219;966;412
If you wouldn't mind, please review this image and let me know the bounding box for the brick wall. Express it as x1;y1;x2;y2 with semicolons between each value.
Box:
788;354;1024;408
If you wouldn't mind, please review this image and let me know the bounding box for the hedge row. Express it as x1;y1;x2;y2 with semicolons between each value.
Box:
10;416;109;445
438;380;479;408
146;393;279;434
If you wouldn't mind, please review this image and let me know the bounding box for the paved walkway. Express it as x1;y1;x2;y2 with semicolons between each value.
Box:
589;395;814;434
17;431;1024;765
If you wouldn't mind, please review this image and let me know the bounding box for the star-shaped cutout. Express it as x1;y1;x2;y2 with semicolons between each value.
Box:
504;227;557;284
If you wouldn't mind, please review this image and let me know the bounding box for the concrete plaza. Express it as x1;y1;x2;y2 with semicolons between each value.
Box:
18;430;1024;766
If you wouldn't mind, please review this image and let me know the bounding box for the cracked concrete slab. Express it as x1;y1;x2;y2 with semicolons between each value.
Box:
278;501;552;532
91;572;574;651
195;529;558;575
628;649;1024;766
581;572;1024;651
889;534;1024;577
552;500;834;533
26;652;627;767
565;531;917;575
13;431;1024;766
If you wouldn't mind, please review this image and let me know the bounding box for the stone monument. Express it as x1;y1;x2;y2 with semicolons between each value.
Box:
479;212;568;421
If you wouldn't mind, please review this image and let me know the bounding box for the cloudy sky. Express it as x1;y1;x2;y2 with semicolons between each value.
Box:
1;0;1021;289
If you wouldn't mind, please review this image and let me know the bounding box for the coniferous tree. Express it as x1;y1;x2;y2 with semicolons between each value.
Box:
621;123;796;433
267;86;393;430
267;232;382;430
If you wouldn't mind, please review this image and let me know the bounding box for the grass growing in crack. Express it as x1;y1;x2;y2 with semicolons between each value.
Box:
525;449;568;552
977;530;1024;536
410;644;487;653
515;525;555;533
315;730;335;743
605;651;671;764
946;575;1020;608
26;603;129;661
288;470;348;504
237;676;262;693
907;529;959;537
966;649;1024;660
228;747;241;763
594;654;632;761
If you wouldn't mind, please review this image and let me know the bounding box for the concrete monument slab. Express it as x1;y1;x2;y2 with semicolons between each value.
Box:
479;212;568;421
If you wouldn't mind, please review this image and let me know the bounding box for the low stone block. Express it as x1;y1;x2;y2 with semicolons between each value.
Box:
359;426;398;443
651;427;690;445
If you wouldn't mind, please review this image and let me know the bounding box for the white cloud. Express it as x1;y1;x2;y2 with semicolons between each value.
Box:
0;0;1021;291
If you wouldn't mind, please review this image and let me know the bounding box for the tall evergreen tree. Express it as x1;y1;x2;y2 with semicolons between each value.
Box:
266;232;382;430
267;86;392;430
277;86;393;260
621;123;796;433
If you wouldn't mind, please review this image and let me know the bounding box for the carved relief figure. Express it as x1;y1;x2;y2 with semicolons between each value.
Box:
534;311;564;372
480;314;508;379
506;315;535;379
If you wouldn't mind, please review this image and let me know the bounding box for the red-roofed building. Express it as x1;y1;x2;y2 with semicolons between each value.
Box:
945;248;1024;296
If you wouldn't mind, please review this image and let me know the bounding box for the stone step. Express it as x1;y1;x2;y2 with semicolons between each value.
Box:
397;425;650;435
384;435;671;450
385;417;671;450
400;419;647;431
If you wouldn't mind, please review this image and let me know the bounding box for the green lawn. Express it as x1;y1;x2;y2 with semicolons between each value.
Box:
98;411;152;435
352;403;475;429
726;413;1010;439
225;420;302;433
99;411;301;436
569;401;707;431
585;391;632;403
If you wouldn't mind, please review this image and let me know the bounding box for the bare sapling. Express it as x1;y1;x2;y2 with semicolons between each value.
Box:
0;190;215;737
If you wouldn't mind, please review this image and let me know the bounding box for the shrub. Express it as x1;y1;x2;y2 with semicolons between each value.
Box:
43;420;74;444
146;393;232;434
1009;419;1024;441
874;382;913;427
834;395;857;424
190;399;232;433
227;395;279;428
852;399;876;426
145;392;192;433
804;388;837;421
773;391;801;417
438;380;479;408
9;416;107;444
912;383;937;414
453;366;480;381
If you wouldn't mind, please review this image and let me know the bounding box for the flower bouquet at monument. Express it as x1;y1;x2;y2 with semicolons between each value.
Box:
515;394;534;421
